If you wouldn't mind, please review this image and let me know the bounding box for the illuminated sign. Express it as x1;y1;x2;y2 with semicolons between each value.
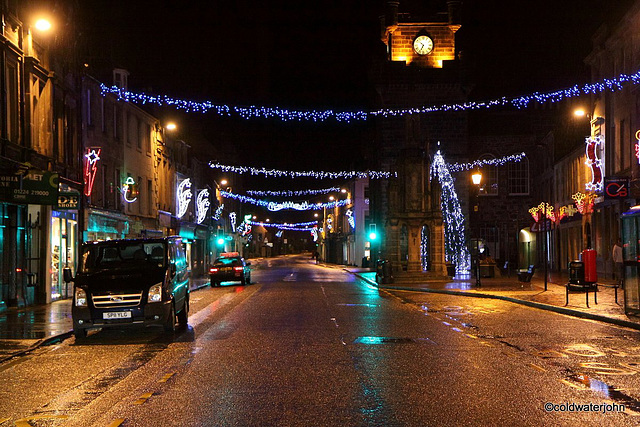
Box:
604;177;629;200
636;130;640;164
195;189;210;224
121;176;138;203
83;148;101;196
585;135;604;192
177;178;192;218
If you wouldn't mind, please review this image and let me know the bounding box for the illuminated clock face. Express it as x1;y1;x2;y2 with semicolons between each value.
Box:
413;35;434;55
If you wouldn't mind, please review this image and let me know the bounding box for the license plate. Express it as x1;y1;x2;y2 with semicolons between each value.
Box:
103;311;132;319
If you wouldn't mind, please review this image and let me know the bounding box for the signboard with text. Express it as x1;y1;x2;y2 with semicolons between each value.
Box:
604;177;629;200
0;171;59;205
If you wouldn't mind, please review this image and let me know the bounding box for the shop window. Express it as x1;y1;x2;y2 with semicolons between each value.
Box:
6;59;19;143
508;157;529;195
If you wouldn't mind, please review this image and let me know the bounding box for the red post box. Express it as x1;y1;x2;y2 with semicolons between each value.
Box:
582;249;597;283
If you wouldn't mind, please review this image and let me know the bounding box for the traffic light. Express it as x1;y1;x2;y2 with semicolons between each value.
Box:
216;236;225;246
368;224;377;241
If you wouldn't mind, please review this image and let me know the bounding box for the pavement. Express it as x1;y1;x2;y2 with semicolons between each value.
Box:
0;264;637;363
0;277;210;363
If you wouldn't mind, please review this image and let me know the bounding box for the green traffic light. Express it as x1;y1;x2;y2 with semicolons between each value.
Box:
216;237;225;246
369;232;377;241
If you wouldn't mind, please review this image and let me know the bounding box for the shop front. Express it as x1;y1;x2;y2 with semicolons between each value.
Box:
50;210;78;301
86;208;129;241
621;208;640;317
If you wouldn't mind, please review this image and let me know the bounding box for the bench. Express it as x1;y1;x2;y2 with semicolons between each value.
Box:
517;265;535;282
565;283;598;308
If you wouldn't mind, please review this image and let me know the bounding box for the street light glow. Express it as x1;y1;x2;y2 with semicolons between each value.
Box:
574;109;586;117
220;179;228;186
35;19;52;31
471;171;482;185
166;123;177;130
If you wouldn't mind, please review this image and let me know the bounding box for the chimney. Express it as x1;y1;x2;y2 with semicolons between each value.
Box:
447;0;462;33
381;1;399;43
113;68;130;90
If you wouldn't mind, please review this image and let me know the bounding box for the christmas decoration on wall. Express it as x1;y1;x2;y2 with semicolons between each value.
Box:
275;230;283;238
121;176;138;203
636;130;640;165
176;178;192;218
101;70;640;122
220;190;350;211
346;209;355;230
585;135;604;192
210;162;394;179
447;153;527;172
246;187;342;197
430;150;471;274
530;203;576;223
196;189;210;224
572;192;596;215
230;212;237;232
311;227;319;242
83;148;101;197
213;203;224;221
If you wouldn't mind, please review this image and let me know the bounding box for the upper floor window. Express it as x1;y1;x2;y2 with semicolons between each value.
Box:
478;155;498;196
508;156;529;195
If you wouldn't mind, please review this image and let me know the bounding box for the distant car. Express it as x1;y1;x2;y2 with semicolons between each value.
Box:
209;252;251;286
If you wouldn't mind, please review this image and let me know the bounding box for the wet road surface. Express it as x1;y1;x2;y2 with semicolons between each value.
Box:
1;254;639;426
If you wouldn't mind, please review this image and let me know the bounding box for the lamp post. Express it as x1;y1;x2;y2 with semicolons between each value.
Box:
471;170;482;287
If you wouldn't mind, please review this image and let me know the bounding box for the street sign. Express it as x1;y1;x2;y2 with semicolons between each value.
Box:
0;171;59;205
531;219;553;232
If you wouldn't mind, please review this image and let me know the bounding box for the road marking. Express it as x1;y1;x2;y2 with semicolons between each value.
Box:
106;419;126;427
14;415;68;426
133;392;154;405
158;372;175;383
465;334;477;339
529;363;546;372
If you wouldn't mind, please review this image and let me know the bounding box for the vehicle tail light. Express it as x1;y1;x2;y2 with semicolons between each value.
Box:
234;266;244;271
210;268;218;273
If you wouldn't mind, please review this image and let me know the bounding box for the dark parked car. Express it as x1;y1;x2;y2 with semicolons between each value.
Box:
209;252;251;286
64;236;190;338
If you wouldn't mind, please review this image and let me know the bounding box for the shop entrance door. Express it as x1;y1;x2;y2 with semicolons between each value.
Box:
621;210;640;316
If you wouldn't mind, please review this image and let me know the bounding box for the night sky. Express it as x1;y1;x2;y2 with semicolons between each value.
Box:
76;0;634;184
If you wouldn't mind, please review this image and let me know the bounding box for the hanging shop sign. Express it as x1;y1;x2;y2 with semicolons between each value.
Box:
56;192;80;210
0;171;59;205
604;177;629;200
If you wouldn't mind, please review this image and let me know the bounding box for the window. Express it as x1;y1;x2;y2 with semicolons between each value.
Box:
508;156;529;195
147;179;153;215
144;123;151;153
478;155;498;195
100;97;105;133
6;59;19;142
86;89;92;126
114;105;122;140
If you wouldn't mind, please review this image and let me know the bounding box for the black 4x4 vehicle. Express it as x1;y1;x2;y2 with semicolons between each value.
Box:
64;237;190;338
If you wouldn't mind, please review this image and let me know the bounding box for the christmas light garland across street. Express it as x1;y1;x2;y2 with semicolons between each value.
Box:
447;153;526;172
100;69;640;122
246;187;342;197
220;190;350;211
209;162;395;179
249;221;317;231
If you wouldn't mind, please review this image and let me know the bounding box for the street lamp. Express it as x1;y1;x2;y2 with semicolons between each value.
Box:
471;170;482;287
35;18;52;32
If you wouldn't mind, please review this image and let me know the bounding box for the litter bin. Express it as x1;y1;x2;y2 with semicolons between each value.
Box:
568;261;585;285
375;259;394;284
446;263;456;277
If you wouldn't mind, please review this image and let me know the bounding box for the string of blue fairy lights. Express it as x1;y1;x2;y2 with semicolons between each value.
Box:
220;190;350;211
99;69;640;122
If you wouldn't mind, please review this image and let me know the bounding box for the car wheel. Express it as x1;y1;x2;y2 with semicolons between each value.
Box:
74;328;87;339
177;295;189;328
164;303;176;333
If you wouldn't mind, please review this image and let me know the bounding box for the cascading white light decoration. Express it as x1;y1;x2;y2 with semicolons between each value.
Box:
345;209;355;230
100;70;640;122
209;162;395;179
447;153;526;173
311;227;318;242
176;178;192;218
220;190;350;211
430;150;471;274
230;212;237;232
246;187;342;197
213;203;224;221
275;230;283;238
195;189;210;224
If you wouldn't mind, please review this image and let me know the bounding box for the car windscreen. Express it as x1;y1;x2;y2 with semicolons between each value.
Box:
79;242;167;273
213;257;243;267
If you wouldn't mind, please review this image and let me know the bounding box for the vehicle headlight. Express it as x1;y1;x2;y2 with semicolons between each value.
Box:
75;288;87;307
148;283;163;303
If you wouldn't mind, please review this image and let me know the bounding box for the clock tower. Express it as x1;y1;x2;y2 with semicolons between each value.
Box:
370;0;467;277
